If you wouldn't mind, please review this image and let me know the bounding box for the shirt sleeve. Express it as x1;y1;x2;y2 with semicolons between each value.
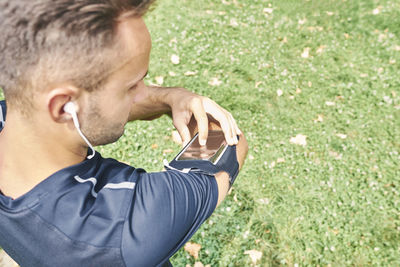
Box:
121;170;219;267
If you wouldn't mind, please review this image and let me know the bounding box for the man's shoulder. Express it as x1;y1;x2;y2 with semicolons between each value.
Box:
88;155;143;186
0;153;144;266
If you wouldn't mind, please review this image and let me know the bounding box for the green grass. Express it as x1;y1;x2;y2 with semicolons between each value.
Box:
1;0;400;266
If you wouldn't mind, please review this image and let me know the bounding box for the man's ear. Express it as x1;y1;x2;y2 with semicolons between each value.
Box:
46;86;80;123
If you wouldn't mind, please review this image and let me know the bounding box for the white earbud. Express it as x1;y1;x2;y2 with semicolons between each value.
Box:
64;101;95;159
63;101;77;116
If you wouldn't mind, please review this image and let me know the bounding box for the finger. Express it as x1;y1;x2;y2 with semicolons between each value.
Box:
209;108;236;145
224;111;238;145
229;112;242;135
173;118;192;147
202;99;235;144
227;112;239;144
217;109;241;144
191;98;208;146
215;112;235;145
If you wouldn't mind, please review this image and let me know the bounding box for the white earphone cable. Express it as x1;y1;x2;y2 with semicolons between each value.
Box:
70;111;95;160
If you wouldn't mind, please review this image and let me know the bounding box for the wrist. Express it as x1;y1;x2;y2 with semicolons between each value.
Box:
147;86;171;112
160;87;186;108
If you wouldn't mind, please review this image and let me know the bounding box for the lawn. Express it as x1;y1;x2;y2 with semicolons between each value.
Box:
1;0;400;266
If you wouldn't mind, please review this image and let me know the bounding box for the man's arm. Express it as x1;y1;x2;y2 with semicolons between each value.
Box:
128;84;241;146
127;85;171;121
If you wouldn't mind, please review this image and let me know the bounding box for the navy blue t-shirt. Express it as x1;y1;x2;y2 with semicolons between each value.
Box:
0;100;219;267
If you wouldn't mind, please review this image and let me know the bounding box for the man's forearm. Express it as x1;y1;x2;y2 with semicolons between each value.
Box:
128;86;173;121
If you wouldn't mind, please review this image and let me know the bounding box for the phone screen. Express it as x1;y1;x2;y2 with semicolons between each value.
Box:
176;130;228;164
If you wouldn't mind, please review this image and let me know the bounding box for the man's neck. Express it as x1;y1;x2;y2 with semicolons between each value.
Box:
0;111;87;199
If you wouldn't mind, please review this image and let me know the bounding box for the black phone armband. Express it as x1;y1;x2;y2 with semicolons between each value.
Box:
164;143;240;187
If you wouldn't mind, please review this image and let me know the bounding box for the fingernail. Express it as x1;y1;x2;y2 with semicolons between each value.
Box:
199;139;206;146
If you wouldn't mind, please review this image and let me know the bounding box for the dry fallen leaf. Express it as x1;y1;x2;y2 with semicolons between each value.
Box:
155;76;164;86
171;54;180;65
276;157;285;163
313;114;324;123
169;37;177;44
298;18;307;25
290;134;307;146
184;242;202;259
208;77;222;86
263;7;273;14
230;18;239;27
244;250;262;264
151;144;158;149
316;45;326;54
372;7;381;15
301;47;310;58
329;151;342;160
336;133;347;139
194;262;204;267
184;71;198;76
325;101;335;106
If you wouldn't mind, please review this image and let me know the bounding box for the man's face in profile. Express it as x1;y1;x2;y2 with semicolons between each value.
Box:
78;16;152;146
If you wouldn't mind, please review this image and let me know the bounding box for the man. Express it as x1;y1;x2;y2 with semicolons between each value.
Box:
0;0;248;266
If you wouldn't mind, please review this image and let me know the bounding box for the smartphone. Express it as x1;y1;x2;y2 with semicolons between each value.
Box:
175;130;228;164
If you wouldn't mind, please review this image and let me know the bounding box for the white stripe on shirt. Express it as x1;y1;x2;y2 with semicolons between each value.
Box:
74;175;98;198
104;182;136;190
0;105;4;127
74;175;135;198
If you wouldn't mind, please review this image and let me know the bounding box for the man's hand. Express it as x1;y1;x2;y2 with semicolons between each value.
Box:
166;88;241;146
128;85;241;146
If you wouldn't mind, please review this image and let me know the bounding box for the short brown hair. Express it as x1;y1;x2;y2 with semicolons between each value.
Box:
0;0;155;113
